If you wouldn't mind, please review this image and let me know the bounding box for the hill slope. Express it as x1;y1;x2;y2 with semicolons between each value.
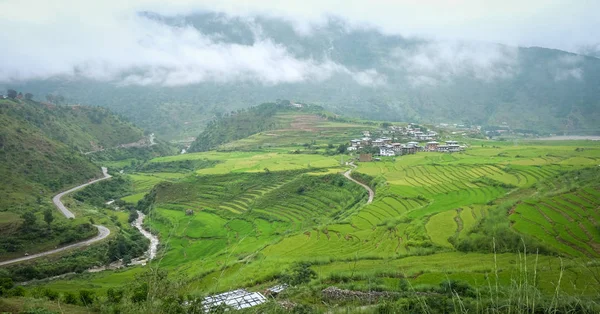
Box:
0;97;146;205
0;98;145;257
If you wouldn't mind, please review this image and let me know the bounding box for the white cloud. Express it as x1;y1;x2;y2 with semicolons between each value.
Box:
349;69;386;87
0;1;382;86
391;41;519;87
553;55;584;81
0;0;596;87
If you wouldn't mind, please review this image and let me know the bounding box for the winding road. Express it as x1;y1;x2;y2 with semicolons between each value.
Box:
343;164;374;204
0;168;112;267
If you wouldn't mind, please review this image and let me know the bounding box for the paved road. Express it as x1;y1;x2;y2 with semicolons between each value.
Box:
52;167;111;218
0;168;112;267
343;164;374;204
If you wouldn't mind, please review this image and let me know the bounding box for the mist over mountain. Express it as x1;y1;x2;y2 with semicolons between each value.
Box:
3;11;600;137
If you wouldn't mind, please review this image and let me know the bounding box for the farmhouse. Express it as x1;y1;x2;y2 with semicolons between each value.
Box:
407;141;423;151
350;139;361;148
379;145;395;156
446;140;462;152
401;144;417;155
436;140;464;152
372;139;384;147
425;141;439;151
360;137;372;146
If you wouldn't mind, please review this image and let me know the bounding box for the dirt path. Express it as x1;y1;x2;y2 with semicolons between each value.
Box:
0;168;112;267
343;164;374;204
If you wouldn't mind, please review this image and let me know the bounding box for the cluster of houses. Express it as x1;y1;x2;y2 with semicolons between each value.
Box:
388;124;438;140
348;132;465;158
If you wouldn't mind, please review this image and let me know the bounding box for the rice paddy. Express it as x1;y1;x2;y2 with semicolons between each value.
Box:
24;126;600;300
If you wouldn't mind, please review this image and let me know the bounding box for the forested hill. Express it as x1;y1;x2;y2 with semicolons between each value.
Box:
188;102;323;152
4;12;600;136
0;97;143;210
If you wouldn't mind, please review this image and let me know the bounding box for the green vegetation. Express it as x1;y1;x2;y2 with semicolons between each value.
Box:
0;97;148;259
189;102;332;152
1;107;600;312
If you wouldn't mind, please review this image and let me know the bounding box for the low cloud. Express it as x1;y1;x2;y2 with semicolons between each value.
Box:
0;6;380;87
390;41;519;87
553;55;584;81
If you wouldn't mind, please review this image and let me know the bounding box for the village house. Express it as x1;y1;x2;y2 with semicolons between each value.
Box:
360;137;372;146
380;137;392;144
372;139;384;147
436;140;463;153
446;140;461;152
350;139;361;148
425;141;439;151
379;144;395;156
391;143;403;153
407;141;423;152
401;143;417;155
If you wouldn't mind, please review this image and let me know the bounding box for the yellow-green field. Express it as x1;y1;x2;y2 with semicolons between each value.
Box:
28;138;600;304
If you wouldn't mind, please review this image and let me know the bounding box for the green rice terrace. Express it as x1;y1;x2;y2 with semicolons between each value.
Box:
1;109;600;313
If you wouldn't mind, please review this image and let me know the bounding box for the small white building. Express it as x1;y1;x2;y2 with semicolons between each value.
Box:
379;145;396;156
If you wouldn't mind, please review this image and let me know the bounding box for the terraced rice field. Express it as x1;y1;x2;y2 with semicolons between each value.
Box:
55;140;600;297
511;188;600;257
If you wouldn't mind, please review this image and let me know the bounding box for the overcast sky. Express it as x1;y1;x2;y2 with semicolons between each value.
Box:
1;0;598;85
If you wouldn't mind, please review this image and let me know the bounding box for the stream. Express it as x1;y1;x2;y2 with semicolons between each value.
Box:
130;210;159;263
20;211;160;285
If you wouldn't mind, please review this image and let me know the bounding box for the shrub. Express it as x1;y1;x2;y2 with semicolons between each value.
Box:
438;280;475;297
63;292;78;305
279;262;317;286
79;289;95;305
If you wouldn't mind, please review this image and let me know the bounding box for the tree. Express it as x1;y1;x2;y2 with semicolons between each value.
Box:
54;94;65;104
46;94;55;103
279;262;317;286
43;208;54;226
337;143;349;154
6;89;17;99
79;289;95;305
21;211;37;228
24;93;33;100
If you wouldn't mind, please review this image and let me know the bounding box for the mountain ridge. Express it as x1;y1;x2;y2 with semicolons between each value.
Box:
3;12;599;137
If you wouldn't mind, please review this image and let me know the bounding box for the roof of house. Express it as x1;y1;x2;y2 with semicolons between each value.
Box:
203;289;266;311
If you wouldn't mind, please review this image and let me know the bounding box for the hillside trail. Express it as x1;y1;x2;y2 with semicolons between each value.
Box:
343;163;374;204
0;168;113;267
